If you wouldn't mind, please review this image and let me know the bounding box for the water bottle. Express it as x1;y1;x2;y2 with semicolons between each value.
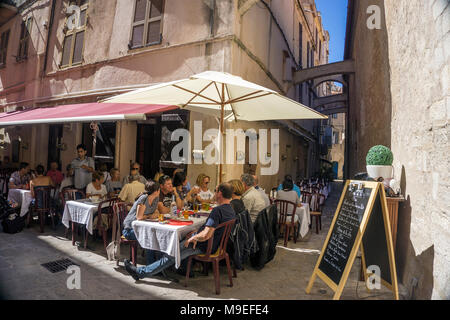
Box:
170;195;177;217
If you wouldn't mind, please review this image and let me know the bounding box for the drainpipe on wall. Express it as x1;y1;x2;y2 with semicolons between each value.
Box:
209;0;216;37
42;0;56;79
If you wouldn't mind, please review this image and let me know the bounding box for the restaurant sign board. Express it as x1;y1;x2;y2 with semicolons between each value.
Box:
305;180;399;300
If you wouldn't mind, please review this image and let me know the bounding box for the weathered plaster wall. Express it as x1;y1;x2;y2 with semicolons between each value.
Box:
346;0;392;176
384;0;449;300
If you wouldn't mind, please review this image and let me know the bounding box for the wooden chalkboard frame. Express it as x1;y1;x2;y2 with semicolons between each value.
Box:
305;180;398;300
360;183;399;299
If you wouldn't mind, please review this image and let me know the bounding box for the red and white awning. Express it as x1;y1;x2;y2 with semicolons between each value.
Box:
0;103;178;126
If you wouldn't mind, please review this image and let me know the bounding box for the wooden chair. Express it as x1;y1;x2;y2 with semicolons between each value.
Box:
185;218;236;295
113;201;138;266
274;199;299;247
96;197;120;253
310;193;325;234
29;186;55;233
301;191;312;205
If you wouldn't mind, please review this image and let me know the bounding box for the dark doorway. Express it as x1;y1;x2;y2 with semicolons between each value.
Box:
136;110;189;180
82;122;116;171
47;124;63;170
136;121;160;180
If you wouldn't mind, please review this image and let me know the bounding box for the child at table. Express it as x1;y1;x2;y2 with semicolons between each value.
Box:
122;180;160;264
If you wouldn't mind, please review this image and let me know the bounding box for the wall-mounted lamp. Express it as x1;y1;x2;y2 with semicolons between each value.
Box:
192;149;204;160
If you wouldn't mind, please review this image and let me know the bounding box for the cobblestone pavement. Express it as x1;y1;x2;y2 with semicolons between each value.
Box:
0;182;407;300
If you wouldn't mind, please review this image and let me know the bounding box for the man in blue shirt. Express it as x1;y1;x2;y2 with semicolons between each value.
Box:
124;182;236;280
277;174;301;198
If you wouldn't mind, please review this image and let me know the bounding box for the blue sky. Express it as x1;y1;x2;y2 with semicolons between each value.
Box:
315;0;348;63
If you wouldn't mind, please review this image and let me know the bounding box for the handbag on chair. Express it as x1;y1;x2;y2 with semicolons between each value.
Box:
106;204;121;262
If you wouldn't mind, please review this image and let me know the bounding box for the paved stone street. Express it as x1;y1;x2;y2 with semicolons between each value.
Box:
0;182;406;300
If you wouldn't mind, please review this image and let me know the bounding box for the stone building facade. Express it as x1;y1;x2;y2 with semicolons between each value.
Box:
0;0;329;191
345;0;449;299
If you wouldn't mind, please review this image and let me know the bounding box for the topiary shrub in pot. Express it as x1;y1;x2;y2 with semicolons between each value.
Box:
366;145;394;180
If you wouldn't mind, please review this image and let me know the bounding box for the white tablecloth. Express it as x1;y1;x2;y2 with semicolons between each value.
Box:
296;203;311;238
62;200;99;235
132;216;207;269
8;189;33;217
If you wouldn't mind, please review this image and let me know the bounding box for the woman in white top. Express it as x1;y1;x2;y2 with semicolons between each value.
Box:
86;171;108;199
192;173;214;203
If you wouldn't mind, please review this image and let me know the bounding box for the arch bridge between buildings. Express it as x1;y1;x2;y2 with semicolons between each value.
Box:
292;60;355;179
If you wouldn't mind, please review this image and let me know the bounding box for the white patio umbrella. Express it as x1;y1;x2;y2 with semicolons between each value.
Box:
101;71;327;182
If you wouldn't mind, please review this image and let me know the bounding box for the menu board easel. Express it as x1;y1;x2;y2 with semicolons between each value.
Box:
305;180;399;300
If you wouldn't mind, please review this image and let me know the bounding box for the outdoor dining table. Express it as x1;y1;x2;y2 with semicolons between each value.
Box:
132;215;208;269
7;188;33;217
62;199;107;235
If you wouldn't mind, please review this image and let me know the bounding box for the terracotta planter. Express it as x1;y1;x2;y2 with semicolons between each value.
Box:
366;165;393;180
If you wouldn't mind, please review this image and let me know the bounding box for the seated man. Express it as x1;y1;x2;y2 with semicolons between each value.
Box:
240;173;267;223
46;161;64;187
124;182;236;280
118;171;145;209
9;162;31;190
59;164;74;192
157;175;183;214
253;175;270;207
122;162;147;185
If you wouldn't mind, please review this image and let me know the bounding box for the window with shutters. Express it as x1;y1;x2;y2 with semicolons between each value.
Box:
60;0;88;68
17;17;32;62
299;23;303;68
307;42;310;68
129;0;164;50
0;29;10;67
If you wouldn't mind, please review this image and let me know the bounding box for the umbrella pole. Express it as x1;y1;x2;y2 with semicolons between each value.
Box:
219;103;224;184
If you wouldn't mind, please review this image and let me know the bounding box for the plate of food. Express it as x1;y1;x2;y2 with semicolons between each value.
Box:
176;217;191;222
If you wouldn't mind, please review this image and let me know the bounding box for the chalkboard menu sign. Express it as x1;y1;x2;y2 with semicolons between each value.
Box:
318;186;372;285
361;192;394;288
305;180;399;300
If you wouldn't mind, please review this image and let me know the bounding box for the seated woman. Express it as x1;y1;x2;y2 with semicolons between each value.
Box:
105;168;122;197
276;178;302;216
173;168;191;193
192;173;214;204
30;165;54;199
173;171;199;206
122;180;160;264
86;171;108;200
228;179;246;214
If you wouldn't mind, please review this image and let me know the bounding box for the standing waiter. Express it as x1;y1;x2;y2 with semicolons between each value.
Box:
71;144;95;193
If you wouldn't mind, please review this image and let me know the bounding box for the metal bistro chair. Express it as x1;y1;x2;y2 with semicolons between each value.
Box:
185;218;236;295
30;186;55;233
113;201;138;266
274;199;299;247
